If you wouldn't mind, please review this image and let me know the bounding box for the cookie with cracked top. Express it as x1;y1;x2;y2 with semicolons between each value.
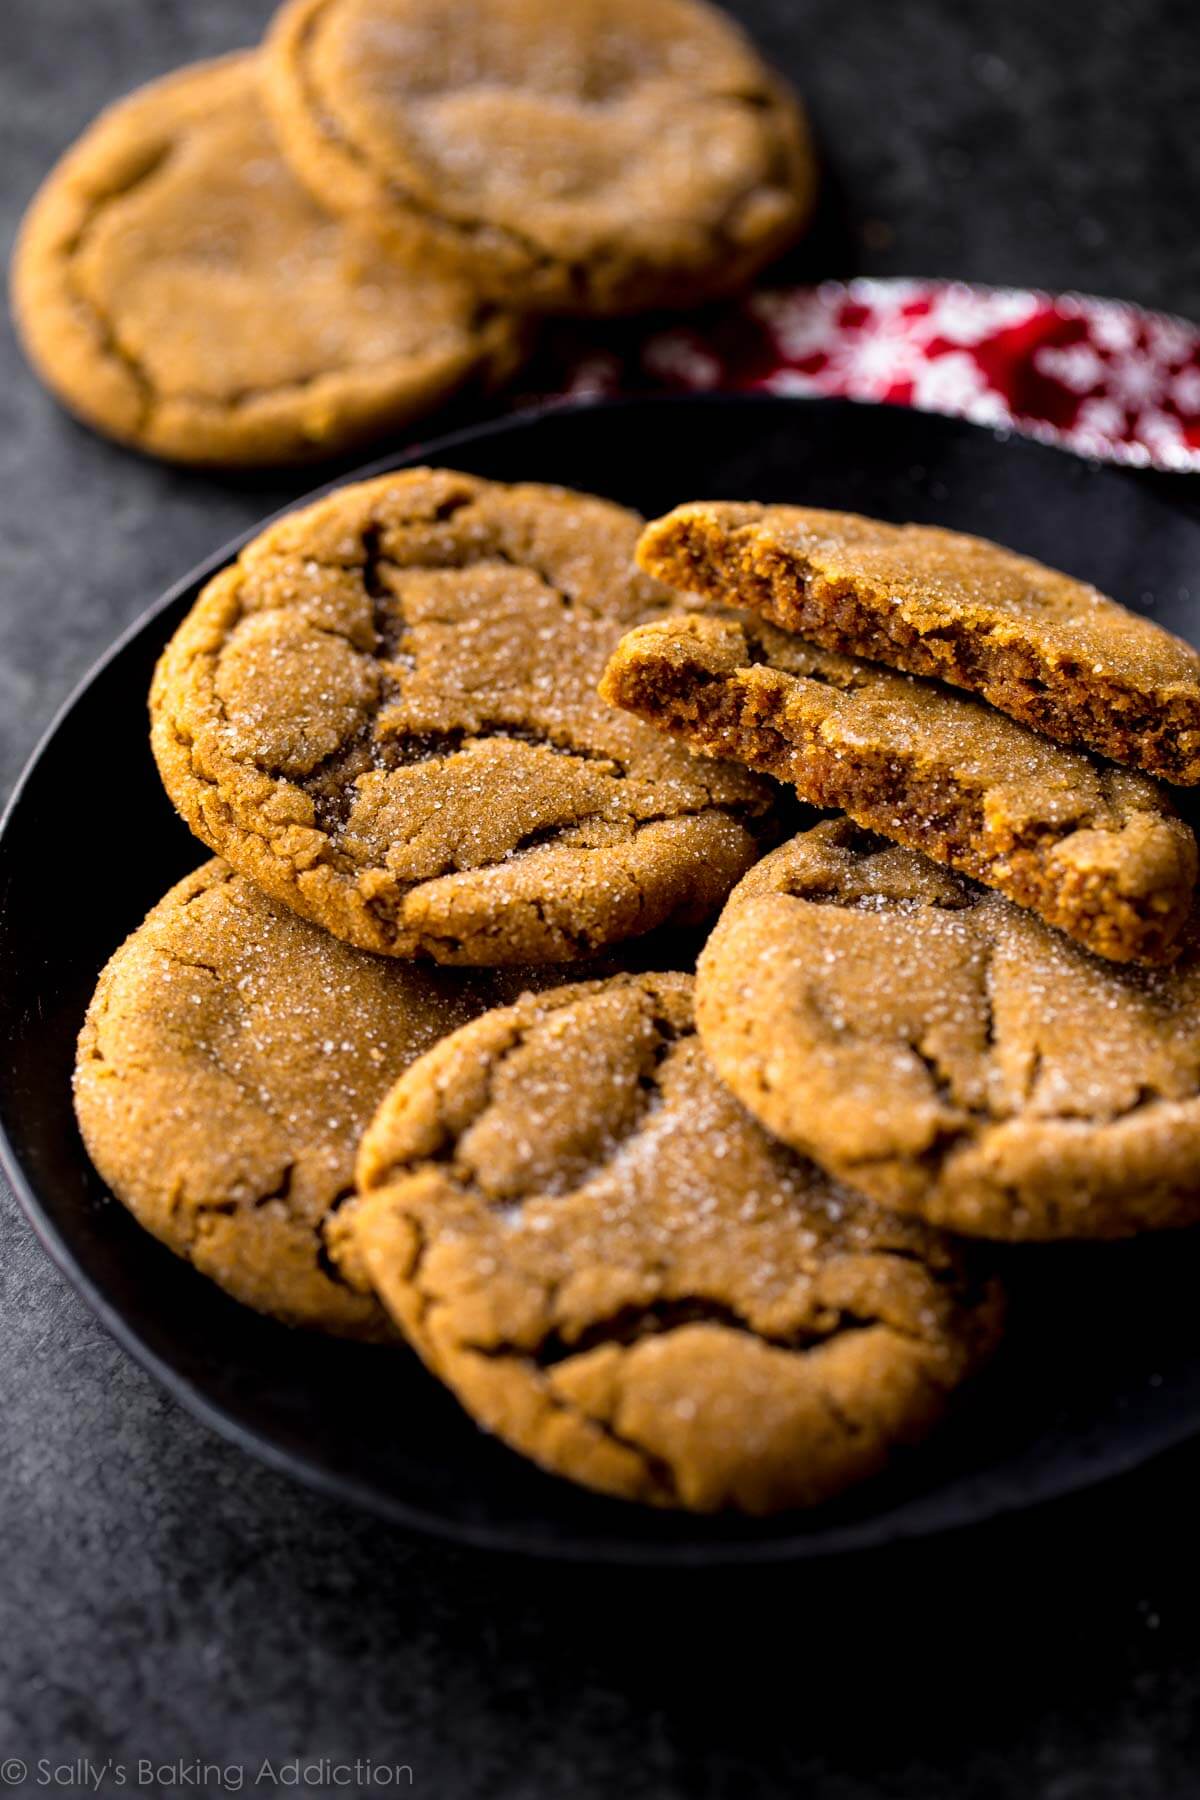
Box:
347;972;1003;1513
11;54;523;466
150;470;774;963
696;819;1200;1241
600;610;1198;965
264;0;815;316
636;502;1200;785
72;859;543;1336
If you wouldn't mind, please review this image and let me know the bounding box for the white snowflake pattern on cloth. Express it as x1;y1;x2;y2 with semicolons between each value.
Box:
550;279;1200;474
1172;366;1200;413
747;283;1200;469
751;292;927;396
1075;395;1128;440
827;321;933;396
1134;408;1193;470
749;287;848;361
1081;305;1141;355
1034;342;1108;393
753;282;1046;411
1105;350;1174;410
1145;315;1196;362
919;284;1040;344
909;354;1009;423
1027;300;1197;463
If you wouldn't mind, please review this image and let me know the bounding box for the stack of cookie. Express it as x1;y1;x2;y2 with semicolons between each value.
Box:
37;10;1200;1533
10;0;816;466
75;467;1017;1518
74;471;1200;1515
605;502;1200;1241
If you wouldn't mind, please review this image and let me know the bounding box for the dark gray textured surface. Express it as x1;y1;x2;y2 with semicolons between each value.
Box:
2;2;1199;1793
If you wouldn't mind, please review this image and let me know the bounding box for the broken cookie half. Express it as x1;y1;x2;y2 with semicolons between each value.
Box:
600;610;1197;965
636;501;1200;785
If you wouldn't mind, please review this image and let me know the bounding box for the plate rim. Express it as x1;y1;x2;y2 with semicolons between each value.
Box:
4;390;1199;1565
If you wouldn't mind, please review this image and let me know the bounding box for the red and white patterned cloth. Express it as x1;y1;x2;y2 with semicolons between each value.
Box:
537;279;1200;474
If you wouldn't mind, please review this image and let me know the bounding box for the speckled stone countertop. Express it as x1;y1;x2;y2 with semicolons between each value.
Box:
2;2;1199;1793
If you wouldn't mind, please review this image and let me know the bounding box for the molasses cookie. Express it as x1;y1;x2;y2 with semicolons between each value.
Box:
696;820;1200;1241
150;470;774;964
11;54;522;465
264;0;815;315
600;610;1198;964
636;503;1200;784
348;973;1003;1513
73;860;531;1334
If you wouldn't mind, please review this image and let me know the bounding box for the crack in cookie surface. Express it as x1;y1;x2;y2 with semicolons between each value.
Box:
349;972;1002;1513
151;470;775;964
696;819;1200;1241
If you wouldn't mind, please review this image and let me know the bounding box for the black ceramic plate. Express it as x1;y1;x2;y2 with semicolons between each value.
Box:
5;395;1200;1566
